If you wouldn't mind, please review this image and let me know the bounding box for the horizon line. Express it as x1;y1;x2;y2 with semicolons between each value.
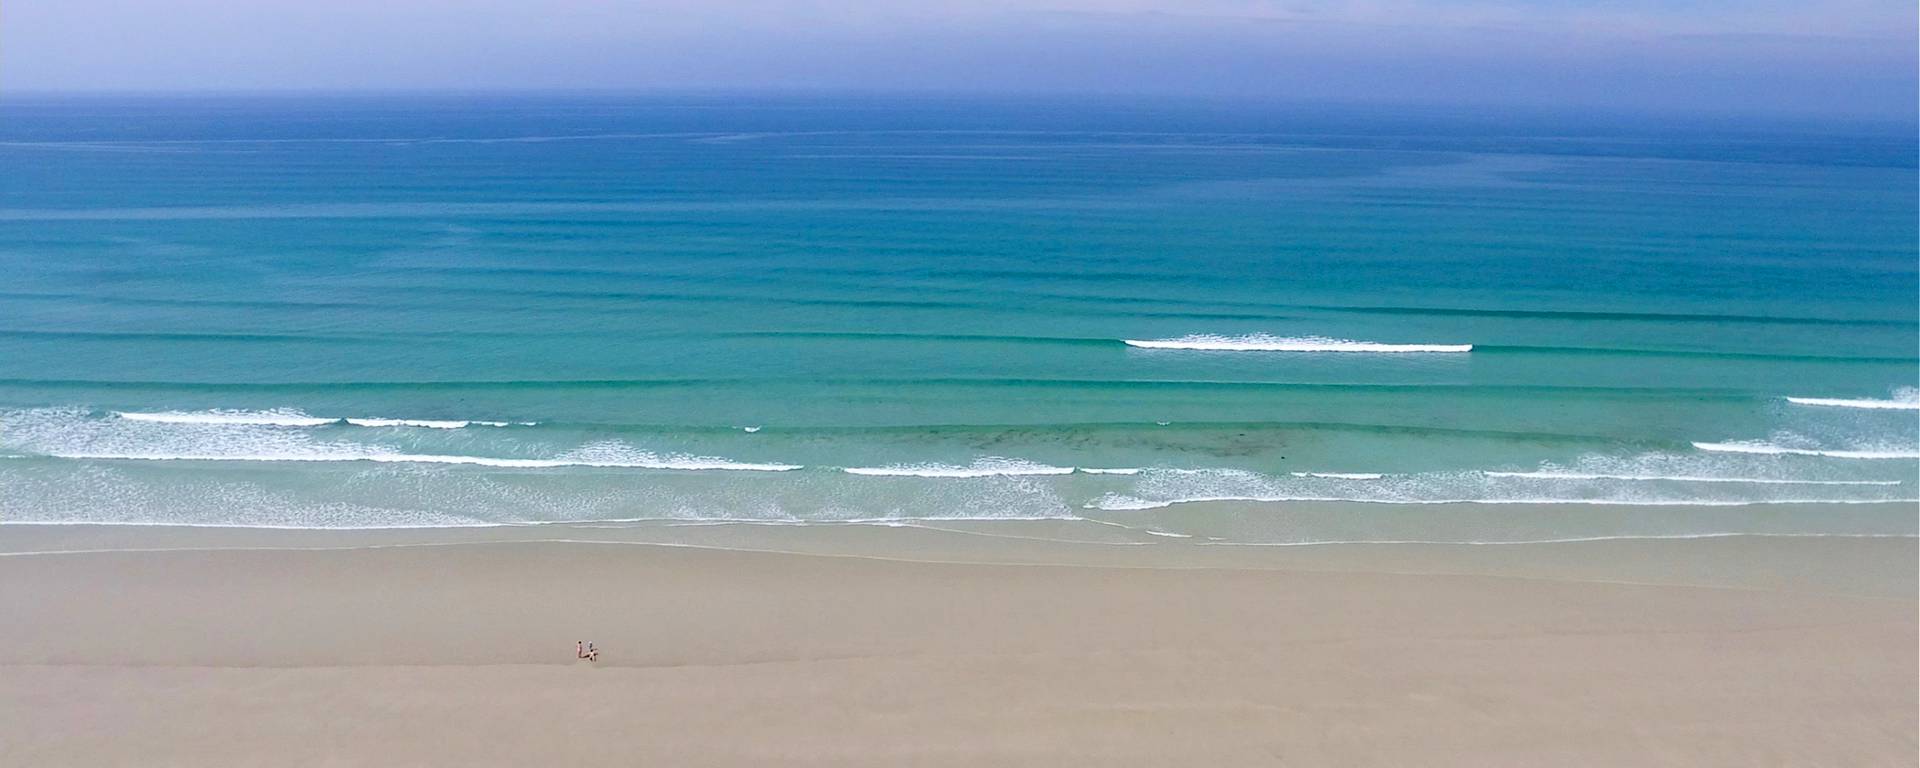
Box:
1;87;1914;127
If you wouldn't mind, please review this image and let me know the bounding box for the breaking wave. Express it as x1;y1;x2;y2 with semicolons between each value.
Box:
1482;472;1900;486
114;409;529;429
1122;334;1472;353
1086;495;1910;511
116;409;333;427
1785;387;1920;411
843;458;1076;477
1692;442;1920;460
39;448;802;472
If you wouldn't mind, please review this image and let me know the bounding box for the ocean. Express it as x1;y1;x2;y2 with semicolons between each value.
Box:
1;93;1914;543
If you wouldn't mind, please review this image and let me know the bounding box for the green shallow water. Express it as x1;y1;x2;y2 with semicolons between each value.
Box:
0;95;1914;538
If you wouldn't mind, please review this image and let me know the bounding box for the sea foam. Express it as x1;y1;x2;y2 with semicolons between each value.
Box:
1123;334;1471;353
1691;442;1920;460
344;418;515;429
1083;462;1914;511
114;410;528;429
1482;471;1901;486
43;449;802;471
114;409;335;427
1086;494;1912;511
1785;387;1920;411
843;458;1076;477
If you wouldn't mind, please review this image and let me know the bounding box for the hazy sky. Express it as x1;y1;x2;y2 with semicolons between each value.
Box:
6;1;1915;118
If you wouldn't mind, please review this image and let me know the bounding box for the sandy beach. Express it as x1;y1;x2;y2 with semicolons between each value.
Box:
4;85;1917;768
1;523;1912;766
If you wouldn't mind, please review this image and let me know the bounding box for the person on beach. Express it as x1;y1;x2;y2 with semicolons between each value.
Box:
577;641;586;659
586;642;598;661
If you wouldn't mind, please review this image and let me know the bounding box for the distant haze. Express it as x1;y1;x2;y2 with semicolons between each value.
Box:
5;1;1916;120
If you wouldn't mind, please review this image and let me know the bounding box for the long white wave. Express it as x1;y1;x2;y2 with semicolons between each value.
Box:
1087;494;1915;511
44;449;800;472
1785;388;1920;410
1691;442;1920;460
112;410;528;429
1483;471;1902;486
1290;471;1385;480
115;409;335;427
843;458;1075;478
344;418;517;429
1123;334;1471;353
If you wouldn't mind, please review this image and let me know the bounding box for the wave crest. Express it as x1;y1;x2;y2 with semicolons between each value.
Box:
41;448;800;472
114;409;334;427
1785;387;1920;411
1484;471;1900;486
843;458;1075;478
113;410;530;429
1123;334;1471;353
1692;442;1920;460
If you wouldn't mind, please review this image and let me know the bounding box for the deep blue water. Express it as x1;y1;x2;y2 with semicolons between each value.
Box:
0;94;1914;540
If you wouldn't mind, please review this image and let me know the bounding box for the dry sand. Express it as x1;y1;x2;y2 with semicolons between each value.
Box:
0;525;1913;766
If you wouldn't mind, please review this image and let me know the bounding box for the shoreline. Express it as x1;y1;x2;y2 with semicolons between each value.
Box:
3;509;1914;598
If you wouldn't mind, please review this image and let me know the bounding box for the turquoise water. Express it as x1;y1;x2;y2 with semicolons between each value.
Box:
1;95;1914;541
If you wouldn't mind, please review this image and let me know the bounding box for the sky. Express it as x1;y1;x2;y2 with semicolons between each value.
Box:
4;1;1916;119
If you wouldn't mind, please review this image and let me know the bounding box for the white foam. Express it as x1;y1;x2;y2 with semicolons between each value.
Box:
1091;458;1916;510
114;409;334;427
1123;334;1471;353
843;458;1076;478
344;418;474;429
1691;442;1920;460
741;426;762;433
1785;388;1920;411
1785;397;1920;410
114;410;528;429
1086;494;1916;511
1484;471;1902;486
1078;467;1144;475
834;513;1085;524
44;450;801;472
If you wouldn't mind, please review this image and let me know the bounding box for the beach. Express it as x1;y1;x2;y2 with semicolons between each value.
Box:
0;95;1915;766
2;522;1913;766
